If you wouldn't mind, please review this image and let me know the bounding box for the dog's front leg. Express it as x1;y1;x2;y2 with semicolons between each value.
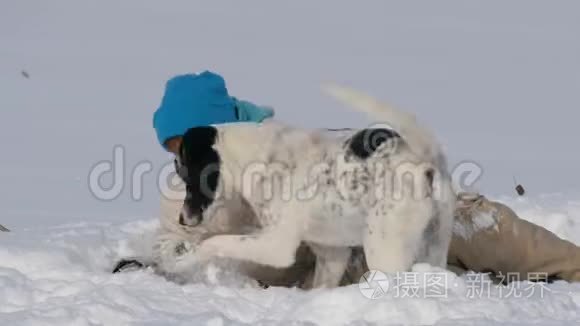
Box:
309;244;351;288
152;230;199;272
364;199;434;274
195;217;302;268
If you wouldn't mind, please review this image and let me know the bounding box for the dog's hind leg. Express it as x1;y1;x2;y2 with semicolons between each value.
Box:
364;199;435;274
309;244;351;288
417;210;453;269
195;217;302;268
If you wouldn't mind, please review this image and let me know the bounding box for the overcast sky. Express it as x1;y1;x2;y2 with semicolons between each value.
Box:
1;0;578;221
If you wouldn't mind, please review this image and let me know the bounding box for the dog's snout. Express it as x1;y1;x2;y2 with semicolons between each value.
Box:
179;205;202;227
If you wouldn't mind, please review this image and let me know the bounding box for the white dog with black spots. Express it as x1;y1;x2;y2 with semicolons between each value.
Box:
159;85;456;288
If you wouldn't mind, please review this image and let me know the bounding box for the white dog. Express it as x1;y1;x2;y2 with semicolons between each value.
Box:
169;85;455;288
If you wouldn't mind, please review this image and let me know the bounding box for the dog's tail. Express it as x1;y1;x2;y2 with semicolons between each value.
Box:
322;84;440;162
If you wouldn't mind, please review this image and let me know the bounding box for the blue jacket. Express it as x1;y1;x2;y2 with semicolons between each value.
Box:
153;71;273;149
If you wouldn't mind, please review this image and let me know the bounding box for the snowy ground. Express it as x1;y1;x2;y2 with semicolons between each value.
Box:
1;0;580;325
2;196;580;325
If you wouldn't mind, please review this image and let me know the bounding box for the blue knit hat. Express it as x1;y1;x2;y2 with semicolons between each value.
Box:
153;71;237;148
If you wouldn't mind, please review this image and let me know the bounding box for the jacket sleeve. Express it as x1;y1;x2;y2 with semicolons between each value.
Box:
232;97;275;122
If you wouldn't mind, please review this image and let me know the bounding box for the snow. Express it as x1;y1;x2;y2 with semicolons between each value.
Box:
453;209;499;241
2;198;580;325
1;0;580;324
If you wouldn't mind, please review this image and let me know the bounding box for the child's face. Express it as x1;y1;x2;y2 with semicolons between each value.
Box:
164;136;183;155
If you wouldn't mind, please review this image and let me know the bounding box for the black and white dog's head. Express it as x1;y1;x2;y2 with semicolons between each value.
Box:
174;126;221;227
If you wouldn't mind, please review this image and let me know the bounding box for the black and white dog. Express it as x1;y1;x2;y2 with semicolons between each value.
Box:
168;84;455;288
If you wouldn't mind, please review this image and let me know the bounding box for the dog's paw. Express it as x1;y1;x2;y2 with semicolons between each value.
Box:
172;240;201;267
194;238;223;262
174;240;194;257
